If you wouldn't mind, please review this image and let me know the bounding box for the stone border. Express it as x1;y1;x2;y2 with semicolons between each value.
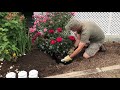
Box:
105;35;120;42
45;64;120;78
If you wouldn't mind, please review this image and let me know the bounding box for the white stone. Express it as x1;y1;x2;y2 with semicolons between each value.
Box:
15;69;19;73
10;66;13;69
29;70;38;78
18;71;27;78
6;72;16;78
0;75;2;77
96;68;102;72
23;53;26;55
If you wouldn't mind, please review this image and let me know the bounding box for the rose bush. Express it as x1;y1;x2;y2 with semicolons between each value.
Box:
30;12;76;63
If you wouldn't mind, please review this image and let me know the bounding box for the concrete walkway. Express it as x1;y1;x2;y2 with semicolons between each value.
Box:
45;64;120;78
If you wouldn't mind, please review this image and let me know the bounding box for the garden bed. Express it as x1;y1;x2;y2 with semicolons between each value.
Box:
0;42;120;78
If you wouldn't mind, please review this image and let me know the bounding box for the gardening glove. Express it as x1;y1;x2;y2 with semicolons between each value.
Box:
61;55;72;63
68;47;75;55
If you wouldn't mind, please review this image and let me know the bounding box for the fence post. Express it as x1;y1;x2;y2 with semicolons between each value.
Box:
107;12;112;35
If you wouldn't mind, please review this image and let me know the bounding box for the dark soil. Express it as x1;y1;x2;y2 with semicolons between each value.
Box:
0;42;120;78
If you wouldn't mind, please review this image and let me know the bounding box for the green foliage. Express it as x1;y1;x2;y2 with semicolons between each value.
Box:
0;12;31;61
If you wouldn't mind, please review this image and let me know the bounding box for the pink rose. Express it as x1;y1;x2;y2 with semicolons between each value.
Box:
44;28;47;32
33;25;36;28
46;12;50;16
56;37;63;42
29;28;36;33
71;12;77;16
68;36;76;41
57;27;62;33
43;19;47;23
38;23;40;26
32;32;41;44
36;20;39;23
34;21;37;25
50;40;56;45
48;29;54;34
36;32;41;36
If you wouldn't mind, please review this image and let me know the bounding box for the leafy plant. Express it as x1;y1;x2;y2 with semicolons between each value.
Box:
0;12;32;61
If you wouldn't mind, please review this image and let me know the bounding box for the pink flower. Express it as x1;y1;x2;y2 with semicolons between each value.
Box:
36;15;40;18
29;28;36;33
46;17;50;20
71;12;77;16
68;36;76;41
32;32;41;44
57;27;62;33
43;19;47;23
33;25;36;28
41;16;44;18
39;20;43;23
44;28;47;32
48;29;54;34
50;40;56;45
34;12;40;15
56;37;63;42
34;21;37;25
36;20;39;23
40;32;44;36
36;32;41;36
38;15;42;18
32;36;37;44
46;12;50;16
33;15;39;18
51;14;54;17
38;23;40;26
32;38;35;44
